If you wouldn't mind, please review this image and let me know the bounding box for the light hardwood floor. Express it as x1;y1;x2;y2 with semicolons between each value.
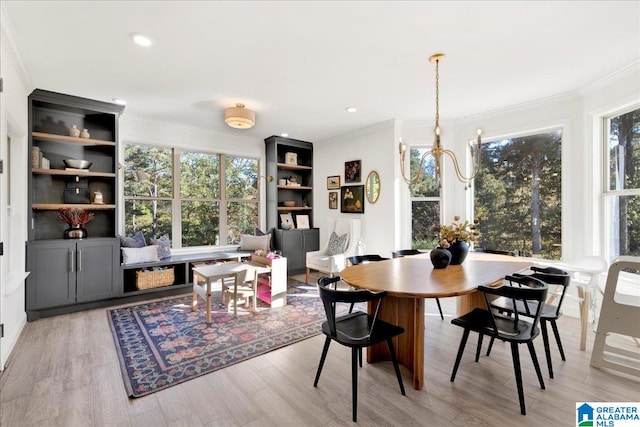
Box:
1;273;638;426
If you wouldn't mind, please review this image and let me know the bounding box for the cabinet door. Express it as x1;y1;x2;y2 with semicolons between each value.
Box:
279;230;304;273
26;241;76;310
302;229;320;253
76;238;120;302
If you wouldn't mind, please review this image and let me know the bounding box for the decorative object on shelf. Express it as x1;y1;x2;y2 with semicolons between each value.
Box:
327;175;340;189
278;178;287;186
92;190;104;204
31;146;41;169
224;103;255;129
365;170;381;204
344;160;361;183
41;157;50;169
296;215;310;229
280;213;294;229
80;128;90;139
57;208;95;239
430;247;451;269
434;216;480;265
63;159;92;169
340;185;365;214
285;152;298;165
398;53;483;189
328;191;338;209
283;200;296;207
69;124;81;137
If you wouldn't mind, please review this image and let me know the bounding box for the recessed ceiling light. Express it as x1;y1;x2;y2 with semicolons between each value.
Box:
112;98;127;106
281;133;289;137
346;107;358;113
130;32;153;47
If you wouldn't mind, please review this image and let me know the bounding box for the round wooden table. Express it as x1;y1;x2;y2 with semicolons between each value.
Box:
341;252;532;390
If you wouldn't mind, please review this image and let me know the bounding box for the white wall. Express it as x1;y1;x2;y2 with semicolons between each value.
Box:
0;10;31;369
314;121;396;256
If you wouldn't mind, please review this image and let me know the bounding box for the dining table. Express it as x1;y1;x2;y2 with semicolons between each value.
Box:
340;251;532;390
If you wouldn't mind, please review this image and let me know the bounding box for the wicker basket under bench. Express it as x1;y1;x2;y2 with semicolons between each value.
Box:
135;267;175;290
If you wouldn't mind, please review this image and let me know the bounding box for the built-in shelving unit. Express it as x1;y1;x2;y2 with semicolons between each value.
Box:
26;89;125;320
265;135;319;274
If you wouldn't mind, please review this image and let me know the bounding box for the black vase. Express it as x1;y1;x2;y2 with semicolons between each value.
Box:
430;247;451;269
448;241;470;265
64;224;88;239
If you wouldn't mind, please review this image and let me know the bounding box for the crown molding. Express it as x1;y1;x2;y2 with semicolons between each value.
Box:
579;58;640;96
0;4;33;91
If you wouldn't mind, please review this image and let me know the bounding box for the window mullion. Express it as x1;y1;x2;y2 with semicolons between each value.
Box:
173;148;181;248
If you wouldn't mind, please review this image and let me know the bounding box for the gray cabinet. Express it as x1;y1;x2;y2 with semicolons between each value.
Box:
26;89;124;320
274;228;319;275
26;238;120;320
265;136;318;274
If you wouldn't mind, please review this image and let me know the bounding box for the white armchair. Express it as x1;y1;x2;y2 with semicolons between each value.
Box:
305;218;361;284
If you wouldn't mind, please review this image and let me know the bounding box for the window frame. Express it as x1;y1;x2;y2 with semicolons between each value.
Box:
472;127;563;259
122;142;261;249
602;103;640;260
408;144;442;249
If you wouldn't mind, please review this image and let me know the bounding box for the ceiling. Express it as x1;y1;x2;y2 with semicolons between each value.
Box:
2;1;639;143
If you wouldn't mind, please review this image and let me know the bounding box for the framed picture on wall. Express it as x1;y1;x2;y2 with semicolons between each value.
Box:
328;191;338;209
340;185;364;214
327;175;340;189
344;160;361;183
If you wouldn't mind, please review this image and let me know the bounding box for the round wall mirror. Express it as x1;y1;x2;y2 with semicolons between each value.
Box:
365;170;381;204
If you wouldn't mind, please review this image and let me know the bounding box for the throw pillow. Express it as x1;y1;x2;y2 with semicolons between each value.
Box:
253;228;274;250
239;234;270;251
149;234;172;259
120;231;146;248
122;245;159;265
326;231;348;256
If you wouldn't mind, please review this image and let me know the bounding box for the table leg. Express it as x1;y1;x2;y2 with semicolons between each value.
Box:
367;296;425;390
205;278;212;324
578;286;589;351
192;272;199;312
233;274;238;318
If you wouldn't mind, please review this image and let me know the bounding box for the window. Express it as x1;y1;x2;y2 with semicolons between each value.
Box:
124;144;259;248
474;130;562;259
410;147;440;249
604;107;640;259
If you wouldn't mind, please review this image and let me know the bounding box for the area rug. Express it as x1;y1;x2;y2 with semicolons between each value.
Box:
107;279;333;397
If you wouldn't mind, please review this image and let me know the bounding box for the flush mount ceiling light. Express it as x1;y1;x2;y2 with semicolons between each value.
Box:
130;32;153;47
224;103;255;129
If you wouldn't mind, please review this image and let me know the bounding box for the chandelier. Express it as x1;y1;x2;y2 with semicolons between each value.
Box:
399;53;482;188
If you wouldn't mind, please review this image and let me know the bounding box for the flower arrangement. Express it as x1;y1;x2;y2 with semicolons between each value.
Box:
434;216;480;248
57;208;95;226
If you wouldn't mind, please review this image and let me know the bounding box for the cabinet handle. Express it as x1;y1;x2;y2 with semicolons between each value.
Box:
77;250;82;272
69;249;75;272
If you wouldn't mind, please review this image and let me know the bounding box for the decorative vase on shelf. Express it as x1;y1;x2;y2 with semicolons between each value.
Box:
448;241;470;265
80;128;90;139
430;247;451;269
64;224;88;239
69;125;81;138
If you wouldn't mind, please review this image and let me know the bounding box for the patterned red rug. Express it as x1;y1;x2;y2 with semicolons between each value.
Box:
107;279;330;397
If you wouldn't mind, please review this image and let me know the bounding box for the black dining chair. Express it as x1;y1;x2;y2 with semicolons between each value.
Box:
313;275;406;422
391;249;444;320
449;275;548;415
348;254;390;265
485;266;571;378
